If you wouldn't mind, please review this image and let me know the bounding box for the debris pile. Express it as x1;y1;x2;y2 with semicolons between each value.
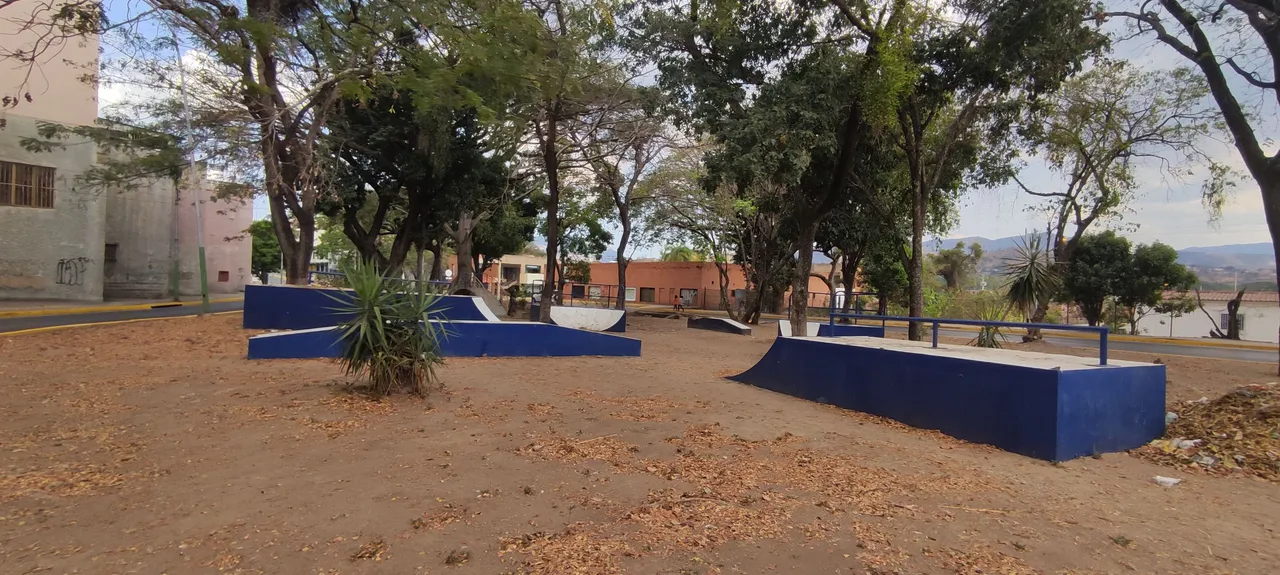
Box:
1137;383;1279;481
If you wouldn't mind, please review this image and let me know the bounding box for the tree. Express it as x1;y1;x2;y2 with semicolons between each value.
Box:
931;242;983;290
659;245;703;262
1152;293;1198;337
859;241;910;310
1117;242;1198;334
1060;231;1132;326
248;220;281;282
1012;59;1227;328
1197;288;1246;340
1101;2;1280;368
645;145;746;318
580;95;668;310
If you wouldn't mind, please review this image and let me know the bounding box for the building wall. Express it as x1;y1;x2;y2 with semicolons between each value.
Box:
103;175;177;299
584;261;840;310
0;115;103;300
176;183;252;295
0;0;99;126
1136;302;1280;343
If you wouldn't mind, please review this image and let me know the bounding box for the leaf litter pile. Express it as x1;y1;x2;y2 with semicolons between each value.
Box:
506;423;1018;575
1136;383;1279;481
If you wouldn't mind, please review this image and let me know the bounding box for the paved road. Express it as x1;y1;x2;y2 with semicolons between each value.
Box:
881;324;1276;363
0;300;245;334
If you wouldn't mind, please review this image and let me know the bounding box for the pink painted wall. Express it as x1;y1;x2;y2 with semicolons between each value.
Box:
176;180;252;295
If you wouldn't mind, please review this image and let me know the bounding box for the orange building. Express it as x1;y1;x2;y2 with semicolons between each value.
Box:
586;260;842;311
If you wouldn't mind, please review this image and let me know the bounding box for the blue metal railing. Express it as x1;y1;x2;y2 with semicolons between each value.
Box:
828;312;1110;366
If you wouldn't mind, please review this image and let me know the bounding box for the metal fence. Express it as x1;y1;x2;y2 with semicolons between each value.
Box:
828;312;1111;365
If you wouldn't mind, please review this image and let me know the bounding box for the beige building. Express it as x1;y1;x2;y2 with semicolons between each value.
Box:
1;0;251;301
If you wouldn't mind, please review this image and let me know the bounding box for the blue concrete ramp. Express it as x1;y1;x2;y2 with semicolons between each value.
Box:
243;284;498;329
248;321;641;359
731;337;1165;461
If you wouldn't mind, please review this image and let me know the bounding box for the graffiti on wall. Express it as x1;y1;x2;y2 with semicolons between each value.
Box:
56;257;93;286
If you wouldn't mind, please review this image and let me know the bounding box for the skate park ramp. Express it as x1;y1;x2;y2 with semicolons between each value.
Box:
730;336;1165;461
248;320;641;359
688;316;752;335
776;320;885;338
242;284;498;329
549;306;626;332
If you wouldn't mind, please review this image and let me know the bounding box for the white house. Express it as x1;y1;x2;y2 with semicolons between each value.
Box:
1136;290;1280;343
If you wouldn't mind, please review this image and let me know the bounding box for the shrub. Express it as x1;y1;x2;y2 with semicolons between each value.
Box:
331;259;446;397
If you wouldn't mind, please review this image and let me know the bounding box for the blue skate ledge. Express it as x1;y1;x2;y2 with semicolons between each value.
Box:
730;336;1165;462
242;284;497;329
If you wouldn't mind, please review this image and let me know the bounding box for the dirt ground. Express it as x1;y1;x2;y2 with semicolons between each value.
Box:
0;313;1276;575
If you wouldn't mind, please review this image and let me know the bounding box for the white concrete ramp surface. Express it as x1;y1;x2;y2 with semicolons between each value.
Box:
548;306;626;332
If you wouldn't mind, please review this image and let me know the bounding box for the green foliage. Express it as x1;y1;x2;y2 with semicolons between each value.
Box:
562;260;592;285
1059;232;1196;330
1001;234;1059;320
331;259;446;397
659;245;705;262
249;220;281;282
970;293;1010;349
1061;231;1131;326
860;244;909;308
931;242;984;290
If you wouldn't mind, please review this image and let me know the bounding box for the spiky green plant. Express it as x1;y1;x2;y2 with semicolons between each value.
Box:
331;259;446;396
1002;233;1060;319
970;293;1009;349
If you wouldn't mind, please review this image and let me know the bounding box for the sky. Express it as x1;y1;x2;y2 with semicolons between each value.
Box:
95;1;1280;253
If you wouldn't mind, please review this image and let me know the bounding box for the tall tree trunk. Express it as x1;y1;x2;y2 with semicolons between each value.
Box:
429;239;445;281
452;211;477;293
1263;177;1280;372
788;220;818;337
838;252;860;323
907;187;926;341
615;217;631;310
716;260;736;320
415;245;425;282
538;108;562;323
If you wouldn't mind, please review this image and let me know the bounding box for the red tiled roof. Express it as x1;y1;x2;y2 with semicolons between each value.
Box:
1163;290;1280;303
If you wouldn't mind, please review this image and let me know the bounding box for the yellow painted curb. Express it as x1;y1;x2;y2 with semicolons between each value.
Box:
0;297;243;318
0;310;243;336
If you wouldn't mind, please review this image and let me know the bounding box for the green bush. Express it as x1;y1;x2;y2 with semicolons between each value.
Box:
331;259;447;397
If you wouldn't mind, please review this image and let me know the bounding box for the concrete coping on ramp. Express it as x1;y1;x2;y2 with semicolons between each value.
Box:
777;320;885;338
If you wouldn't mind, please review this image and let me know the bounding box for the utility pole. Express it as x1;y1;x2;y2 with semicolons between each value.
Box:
171;28;209;315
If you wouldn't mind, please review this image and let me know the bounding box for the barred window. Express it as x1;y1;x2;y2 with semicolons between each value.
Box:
0;161;56;208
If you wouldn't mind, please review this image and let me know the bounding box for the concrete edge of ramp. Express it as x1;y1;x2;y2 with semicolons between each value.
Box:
729;336;1165;461
776;320;886;338
242;284;497;329
248;320;641;359
547;306;627;332
688;316;752;335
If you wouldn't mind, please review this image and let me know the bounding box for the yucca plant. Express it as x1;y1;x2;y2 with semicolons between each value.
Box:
970;293;1009;349
330;259;446;397
1001;233;1060;340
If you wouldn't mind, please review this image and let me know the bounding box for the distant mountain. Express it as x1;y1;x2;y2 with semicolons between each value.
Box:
934;236;1276;272
1179;242;1273;255
927;235;1026;253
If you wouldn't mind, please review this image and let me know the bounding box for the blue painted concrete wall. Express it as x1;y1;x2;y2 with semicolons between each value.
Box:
242;285;492;329
730;338;1165;461
248;321;641;359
